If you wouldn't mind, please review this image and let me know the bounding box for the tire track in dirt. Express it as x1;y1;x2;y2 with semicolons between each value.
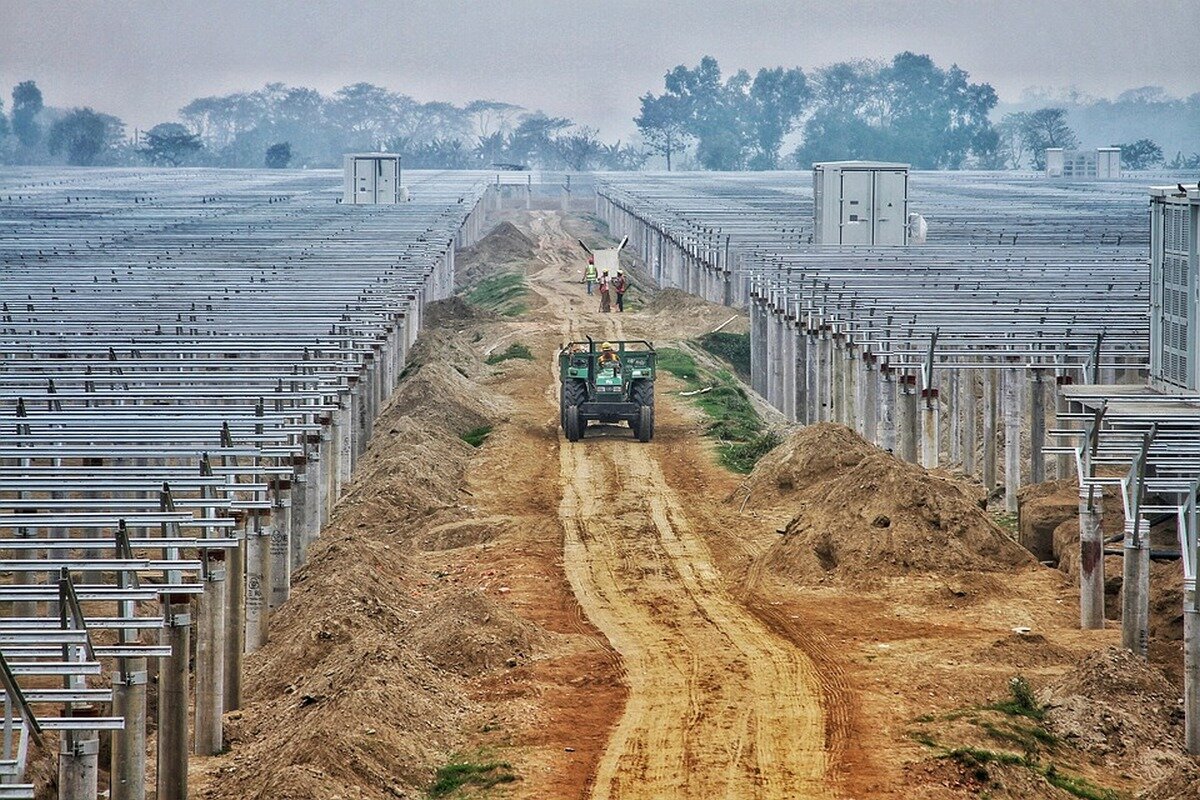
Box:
516;211;833;798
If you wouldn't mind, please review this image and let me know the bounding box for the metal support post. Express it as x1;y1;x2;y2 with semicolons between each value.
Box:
195;552;226;755
156;596;190;800
1004;367;1022;514
920;389;939;469
983;370;998;496
1079;485;1105;629
224;528;245;711
1030;370;1046;484
1121;517;1151;656
111;656;147;800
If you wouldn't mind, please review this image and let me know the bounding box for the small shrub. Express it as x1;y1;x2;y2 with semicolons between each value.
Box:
485;343;534;365
427;758;517;798
699;331;751;379
460;426;493;448
722;431;783;473
990;675;1044;720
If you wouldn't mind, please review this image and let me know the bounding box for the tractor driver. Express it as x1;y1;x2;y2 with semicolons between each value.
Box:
598;341;621;373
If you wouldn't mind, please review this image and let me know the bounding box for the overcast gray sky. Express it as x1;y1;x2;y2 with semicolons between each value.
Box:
1;0;1197;138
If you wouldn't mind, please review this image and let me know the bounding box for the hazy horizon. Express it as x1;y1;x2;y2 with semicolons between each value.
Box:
1;0;1198;139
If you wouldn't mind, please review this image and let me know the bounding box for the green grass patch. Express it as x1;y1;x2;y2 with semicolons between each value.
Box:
655;346;779;473
910;677;1119;800
466;272;528;317
988;676;1046;721
485;343;534;365
698;331;751;380
460;426;493;448
427;757;517;798
991;511;1019;537
654;347;701;383
1044;766;1120;800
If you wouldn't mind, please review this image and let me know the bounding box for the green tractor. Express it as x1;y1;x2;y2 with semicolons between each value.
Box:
559;339;656;442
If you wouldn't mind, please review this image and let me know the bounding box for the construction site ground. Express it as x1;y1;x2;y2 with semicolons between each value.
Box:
189;210;1191;800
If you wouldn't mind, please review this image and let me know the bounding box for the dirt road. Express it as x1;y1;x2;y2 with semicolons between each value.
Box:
505;212;832;798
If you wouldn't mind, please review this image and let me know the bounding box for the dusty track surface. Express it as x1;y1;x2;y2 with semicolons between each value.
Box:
492;212;832;798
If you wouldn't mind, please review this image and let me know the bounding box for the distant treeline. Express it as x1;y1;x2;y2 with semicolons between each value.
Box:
0;56;1196;171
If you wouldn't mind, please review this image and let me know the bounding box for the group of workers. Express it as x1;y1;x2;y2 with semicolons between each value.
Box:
584;260;629;313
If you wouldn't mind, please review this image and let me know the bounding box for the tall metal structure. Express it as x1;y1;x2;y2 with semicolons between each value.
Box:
812;161;909;245
1150;184;1200;391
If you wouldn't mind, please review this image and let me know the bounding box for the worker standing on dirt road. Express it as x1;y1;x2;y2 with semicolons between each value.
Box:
584;256;597;295
598;269;612;313
613;269;629;312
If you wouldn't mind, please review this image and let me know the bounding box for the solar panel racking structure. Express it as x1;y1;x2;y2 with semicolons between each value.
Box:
0;167;495;797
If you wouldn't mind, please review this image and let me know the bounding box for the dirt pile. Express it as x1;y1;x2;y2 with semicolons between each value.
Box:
643;288;749;333
1140;763;1200;800
743;423;876;500
1041;646;1186;782
751;424;1033;581
455;221;536;286
412;589;554;676
192;307;525;800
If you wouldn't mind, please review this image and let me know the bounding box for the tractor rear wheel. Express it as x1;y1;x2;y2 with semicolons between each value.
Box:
636;404;653;442
631;379;655;409
562;379;587;432
566;405;583;442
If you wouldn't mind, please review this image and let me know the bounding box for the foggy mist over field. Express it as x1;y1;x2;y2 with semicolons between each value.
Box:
0;0;1197;170
2;0;1197;138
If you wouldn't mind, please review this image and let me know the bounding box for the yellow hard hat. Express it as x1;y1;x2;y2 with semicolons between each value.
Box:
600;341;614;350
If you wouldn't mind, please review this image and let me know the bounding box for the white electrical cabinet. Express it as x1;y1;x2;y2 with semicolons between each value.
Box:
342;153;403;205
1149;184;1200;392
1045;148;1121;180
812;161;909;245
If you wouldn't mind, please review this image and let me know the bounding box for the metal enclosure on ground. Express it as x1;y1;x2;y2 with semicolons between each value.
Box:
342;153;404;204
1045;147;1122;179
812;161;909;245
1150;184;1200;391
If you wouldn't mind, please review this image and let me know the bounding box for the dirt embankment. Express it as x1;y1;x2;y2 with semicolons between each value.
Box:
748;424;1033;582
190;296;553;799
1041;646;1187;783
455;221;536;288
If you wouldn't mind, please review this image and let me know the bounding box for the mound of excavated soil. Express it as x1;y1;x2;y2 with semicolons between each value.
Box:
413;589;553;676
752;424;1033;580
972;631;1076;669
194;306;509;800
456;221;536;286
1141;763;1200;800
642;288;749;334
743;423;876;500
1041;646;1186;782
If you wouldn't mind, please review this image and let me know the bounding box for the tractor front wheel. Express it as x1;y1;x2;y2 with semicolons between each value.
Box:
566;405;583;442
636;404;653;442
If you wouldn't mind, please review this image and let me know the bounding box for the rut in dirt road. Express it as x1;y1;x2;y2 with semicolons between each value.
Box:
521;212;833;799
